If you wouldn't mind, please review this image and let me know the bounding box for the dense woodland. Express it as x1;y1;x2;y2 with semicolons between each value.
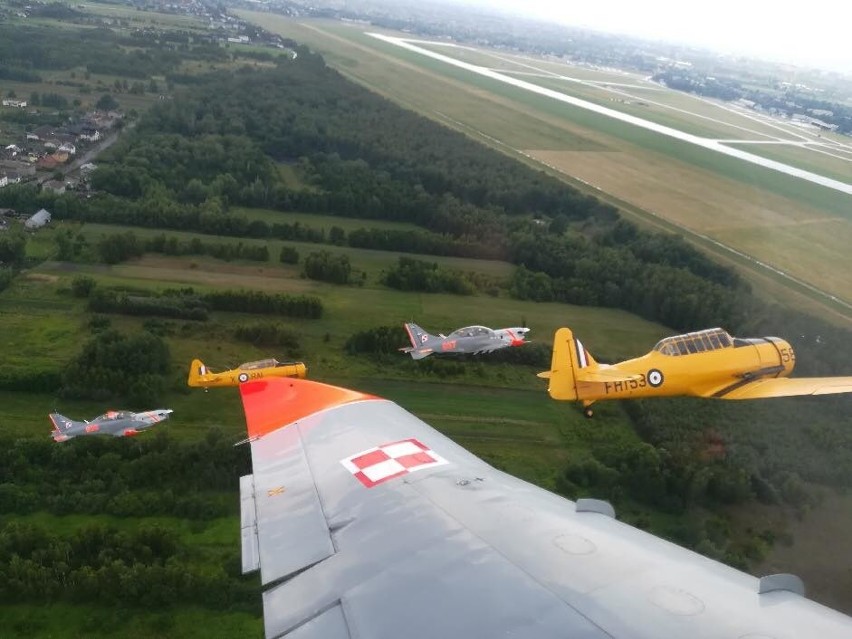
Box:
0;431;257;611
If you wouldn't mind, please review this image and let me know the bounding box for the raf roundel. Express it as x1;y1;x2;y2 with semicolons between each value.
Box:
648;369;664;388
238;372;250;383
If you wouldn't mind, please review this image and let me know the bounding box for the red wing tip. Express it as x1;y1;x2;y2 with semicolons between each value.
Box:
240;377;378;438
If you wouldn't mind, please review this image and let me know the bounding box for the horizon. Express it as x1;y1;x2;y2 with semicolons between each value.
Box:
449;0;852;75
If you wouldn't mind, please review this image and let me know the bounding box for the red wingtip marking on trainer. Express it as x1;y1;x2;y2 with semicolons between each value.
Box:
240;377;377;439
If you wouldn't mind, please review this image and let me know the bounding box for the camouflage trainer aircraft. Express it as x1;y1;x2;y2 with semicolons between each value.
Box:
400;322;530;359
540;326;852;417
49;409;172;442
187;358;307;389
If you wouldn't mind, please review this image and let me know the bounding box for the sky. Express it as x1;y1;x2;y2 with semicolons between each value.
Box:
456;0;852;73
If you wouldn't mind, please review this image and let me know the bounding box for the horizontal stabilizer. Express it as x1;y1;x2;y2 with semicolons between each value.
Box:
574;367;642;384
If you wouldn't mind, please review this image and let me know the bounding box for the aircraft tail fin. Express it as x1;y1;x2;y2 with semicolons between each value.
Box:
403;322;435;347
537;327;598;400
49;413;76;441
187;359;210;387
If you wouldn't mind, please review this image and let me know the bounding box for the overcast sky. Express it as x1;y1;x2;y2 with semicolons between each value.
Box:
456;0;852;73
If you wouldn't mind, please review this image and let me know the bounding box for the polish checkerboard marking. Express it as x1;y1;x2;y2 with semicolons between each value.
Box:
340;438;449;488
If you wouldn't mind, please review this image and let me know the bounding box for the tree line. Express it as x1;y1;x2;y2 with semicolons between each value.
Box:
74;280;324;323
94;230;270;265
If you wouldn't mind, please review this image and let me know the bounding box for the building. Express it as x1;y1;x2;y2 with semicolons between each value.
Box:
1;99;27;108
25;208;51;230
42;180;66;195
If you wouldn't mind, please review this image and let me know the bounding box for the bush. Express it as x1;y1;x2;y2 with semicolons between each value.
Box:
71;275;96;298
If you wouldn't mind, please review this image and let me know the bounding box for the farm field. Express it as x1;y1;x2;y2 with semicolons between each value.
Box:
240;14;852;322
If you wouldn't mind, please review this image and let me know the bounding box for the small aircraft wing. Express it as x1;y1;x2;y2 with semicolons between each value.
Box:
718;376;852;400
237;378;852;639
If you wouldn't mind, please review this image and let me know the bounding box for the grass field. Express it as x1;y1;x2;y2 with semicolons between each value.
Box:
69;221;515;281
240;14;852;322
722;141;852;184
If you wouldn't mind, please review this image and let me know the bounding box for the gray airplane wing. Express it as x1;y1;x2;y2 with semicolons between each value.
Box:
238;378;852;639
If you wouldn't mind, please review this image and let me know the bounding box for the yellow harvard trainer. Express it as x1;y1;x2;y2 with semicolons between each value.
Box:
188;358;306;389
540;327;852;417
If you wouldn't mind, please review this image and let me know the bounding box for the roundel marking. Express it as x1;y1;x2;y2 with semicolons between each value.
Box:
648;369;664;387
238;372;250;383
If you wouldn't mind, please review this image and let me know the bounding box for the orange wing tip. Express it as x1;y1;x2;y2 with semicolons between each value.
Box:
240;377;377;439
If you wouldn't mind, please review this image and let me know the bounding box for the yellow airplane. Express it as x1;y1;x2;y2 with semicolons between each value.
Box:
188;358;306;389
540;326;852;417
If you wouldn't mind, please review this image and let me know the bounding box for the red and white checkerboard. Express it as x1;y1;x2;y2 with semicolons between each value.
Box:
340;438;449;488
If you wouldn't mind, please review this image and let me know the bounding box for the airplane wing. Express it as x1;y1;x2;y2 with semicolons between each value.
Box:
238;378;852;639
716;376;852;400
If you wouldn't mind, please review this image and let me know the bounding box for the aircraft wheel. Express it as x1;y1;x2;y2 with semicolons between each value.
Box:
584;407;594;419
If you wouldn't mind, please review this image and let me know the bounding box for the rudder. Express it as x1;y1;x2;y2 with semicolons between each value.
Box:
539;327;599;400
403;322;434;348
187;359;209;387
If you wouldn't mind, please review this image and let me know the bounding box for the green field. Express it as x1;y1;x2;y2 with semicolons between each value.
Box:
69;221;515;282
242;15;852;322
721;141;852;184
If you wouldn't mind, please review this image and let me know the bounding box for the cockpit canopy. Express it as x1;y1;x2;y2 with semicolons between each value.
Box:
654;328;732;356
238;358;280;370
447;325;493;339
95;410;133;421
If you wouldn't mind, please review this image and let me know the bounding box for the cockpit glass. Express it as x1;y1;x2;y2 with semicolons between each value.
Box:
654;329;733;356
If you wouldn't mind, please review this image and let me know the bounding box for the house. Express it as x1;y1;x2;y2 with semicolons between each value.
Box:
79;128;101;143
5;172;21;185
0;208;17;217
42;180;66;195
58;142;76;155
80;162;97;173
30;125;56;141
1;99;27;108
25;208;51;229
0;218;8;231
37;155;60;170
0;175;7;189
